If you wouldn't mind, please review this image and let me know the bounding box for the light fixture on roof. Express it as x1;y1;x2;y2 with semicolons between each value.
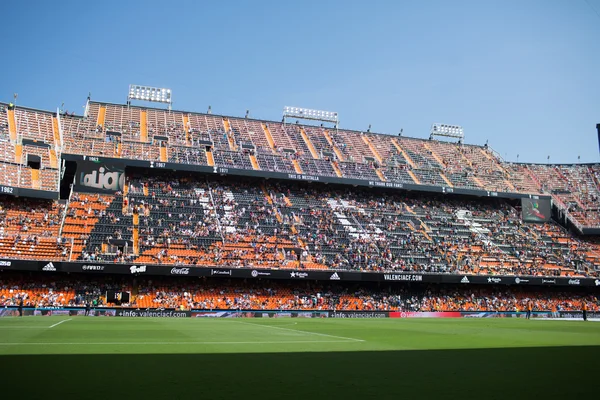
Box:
245;110;249;119
208;105;212;114
127;84;172;110
429;123;464;141
283;106;339;126
367;124;371;133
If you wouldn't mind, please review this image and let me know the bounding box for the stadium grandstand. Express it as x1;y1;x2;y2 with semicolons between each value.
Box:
0;99;598;278
0;95;599;400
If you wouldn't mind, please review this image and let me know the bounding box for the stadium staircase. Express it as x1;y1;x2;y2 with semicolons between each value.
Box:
140;110;148;142
261;123;276;151
299;127;319;159
14;143;22;163
322;130;345;161
362;135;383;164
7;108;17;141
96;106;106;128
206;149;215;166
292;159;303;174
183;115;191;146
49;149;58;168
391;139;416;168
249;154;260;170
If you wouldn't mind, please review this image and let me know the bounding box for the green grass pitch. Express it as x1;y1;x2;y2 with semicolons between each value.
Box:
0;316;599;399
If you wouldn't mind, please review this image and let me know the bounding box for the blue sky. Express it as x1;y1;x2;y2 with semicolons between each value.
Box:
1;0;599;163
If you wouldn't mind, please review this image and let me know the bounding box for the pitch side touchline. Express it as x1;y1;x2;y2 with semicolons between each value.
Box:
233;320;365;342
0;340;357;346
48;318;72;328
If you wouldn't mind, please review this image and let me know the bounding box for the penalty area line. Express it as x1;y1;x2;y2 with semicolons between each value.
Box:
49;318;72;328
232;320;365;342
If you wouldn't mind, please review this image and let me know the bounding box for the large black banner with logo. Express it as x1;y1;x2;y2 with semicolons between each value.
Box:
0;258;599;288
73;156;125;194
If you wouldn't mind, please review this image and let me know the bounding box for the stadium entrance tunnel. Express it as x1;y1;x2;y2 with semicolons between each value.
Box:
0;346;598;399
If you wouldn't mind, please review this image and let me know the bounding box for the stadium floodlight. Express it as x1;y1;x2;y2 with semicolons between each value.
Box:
283;106;339;125
127;85;172;109
430;123;464;141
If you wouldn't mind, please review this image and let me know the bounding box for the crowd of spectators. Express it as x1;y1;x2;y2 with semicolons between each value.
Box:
1;273;597;312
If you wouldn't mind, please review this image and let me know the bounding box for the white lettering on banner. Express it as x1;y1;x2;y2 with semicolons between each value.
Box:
82;265;104;271
460;276;470;284
596;280;600;286
80;167;125;191
0;186;14;194
0;260;12;267
384;274;423;282
130;265;146;274
211;269;232;276
42;262;56;272
568;279;580;285
542;279;556;284
515;277;529;284
170;267;190;275
290;272;309;278
330;272;341;280
487;277;501;283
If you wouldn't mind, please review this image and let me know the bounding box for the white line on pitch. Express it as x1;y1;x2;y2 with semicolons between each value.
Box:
48;318;72;328
0;340;357;346
233;320;365;342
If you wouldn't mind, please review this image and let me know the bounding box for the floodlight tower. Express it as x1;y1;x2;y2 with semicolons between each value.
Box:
127;84;173;110
282;106;339;128
429;123;464;143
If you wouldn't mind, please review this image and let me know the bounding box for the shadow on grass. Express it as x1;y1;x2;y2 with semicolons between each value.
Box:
1;346;598;399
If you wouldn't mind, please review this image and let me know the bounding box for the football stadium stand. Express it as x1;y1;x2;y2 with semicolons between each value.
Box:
0;98;598;283
0;272;597;312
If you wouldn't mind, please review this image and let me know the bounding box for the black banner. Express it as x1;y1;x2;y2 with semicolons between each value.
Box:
2;258;599;288
74;156;125;194
61;153;551;201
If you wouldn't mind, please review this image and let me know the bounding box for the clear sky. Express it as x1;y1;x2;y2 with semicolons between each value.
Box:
1;0;599;164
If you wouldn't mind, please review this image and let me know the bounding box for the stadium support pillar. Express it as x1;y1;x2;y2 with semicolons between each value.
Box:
261;123;276;151
292;159;303;174
362;135;382;164
249;154;260;170
391;139;416;168
323;130;345;162
97;106;106;128
7;109;17;142
206;149;215;166
140;110;148;142
299;127;319;159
